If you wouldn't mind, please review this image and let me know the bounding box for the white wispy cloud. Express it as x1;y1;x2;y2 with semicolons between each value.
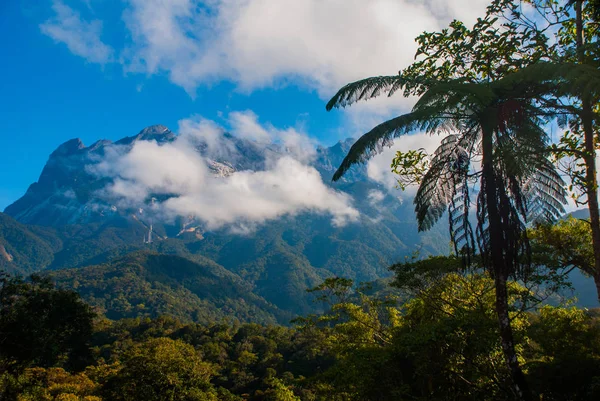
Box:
40;0;113;64
118;0;489;96
228;110;318;162
90;113;359;232
41;0;490;97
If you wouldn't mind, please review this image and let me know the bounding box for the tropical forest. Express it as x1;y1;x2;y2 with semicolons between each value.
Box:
2;0;600;400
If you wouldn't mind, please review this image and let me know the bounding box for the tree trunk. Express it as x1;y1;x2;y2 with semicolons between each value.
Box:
494;272;531;400
595;273;600;304
576;0;600;304
481;116;532;401
582;106;600;304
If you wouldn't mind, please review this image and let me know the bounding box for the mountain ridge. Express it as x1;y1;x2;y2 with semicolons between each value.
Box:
1;124;449;318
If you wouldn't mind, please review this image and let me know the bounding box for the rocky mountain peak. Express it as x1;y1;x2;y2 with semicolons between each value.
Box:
116;125;176;146
139;125;170;136
50;138;86;158
5;126;371;226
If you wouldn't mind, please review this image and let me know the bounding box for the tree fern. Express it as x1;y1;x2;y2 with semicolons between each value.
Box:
325;75;405;111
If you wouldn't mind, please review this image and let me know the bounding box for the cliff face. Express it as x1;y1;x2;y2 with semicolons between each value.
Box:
4;126;178;226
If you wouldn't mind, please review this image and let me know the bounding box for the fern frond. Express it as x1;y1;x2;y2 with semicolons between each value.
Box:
414;80;494;112
448;179;476;261
332;107;453;181
326;75;404;111
414;133;476;231
497;62;600;100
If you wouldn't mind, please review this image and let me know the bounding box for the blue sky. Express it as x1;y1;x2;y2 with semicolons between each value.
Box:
0;0;489;211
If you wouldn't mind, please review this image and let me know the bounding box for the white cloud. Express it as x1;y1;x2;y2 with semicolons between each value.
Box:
46;0;489;96
119;0;487;95
367;189;385;206
40;0;113;64
177;116;237;159
91;113;358;231
163;156;358;229
228;110;318;162
229;111;272;143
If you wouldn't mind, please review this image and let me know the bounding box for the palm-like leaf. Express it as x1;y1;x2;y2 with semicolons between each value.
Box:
413;80;494;111
325;75;404;111
331;106;456;181
415;131;473;231
498;62;600;100
332;80;496;182
331;63;600;183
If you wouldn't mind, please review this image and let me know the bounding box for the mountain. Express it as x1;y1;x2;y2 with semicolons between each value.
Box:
0;213;62;275
4;126;175;226
51;251;285;324
569;208;591;219
2;125;449;318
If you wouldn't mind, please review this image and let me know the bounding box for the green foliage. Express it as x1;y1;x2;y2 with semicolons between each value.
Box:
390;149;430;190
0;367;102;401
51;251;284;325
529;216;595;276
102;337;221;401
390;255;464;293
0;273;96;372
0;213;61;275
306;277;354;305
1;266;599;401
393;273;516;400
257;377;301;401
549;129;590;205
526;306;600;400
296;273;537;401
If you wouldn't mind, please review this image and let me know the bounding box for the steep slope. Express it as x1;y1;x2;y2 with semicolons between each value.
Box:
51;251;286;324
48;216;154;269
5;126;177;226
0;213;62;275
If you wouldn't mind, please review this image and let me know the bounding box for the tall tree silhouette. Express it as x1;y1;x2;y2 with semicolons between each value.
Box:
329;72;568;400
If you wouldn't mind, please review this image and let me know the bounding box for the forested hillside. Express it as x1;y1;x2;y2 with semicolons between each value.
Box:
0;213;62;276
2;0;600;400
2;264;600;400
51;251;286;324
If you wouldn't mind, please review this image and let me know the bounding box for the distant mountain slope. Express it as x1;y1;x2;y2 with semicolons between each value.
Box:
4;126;176;226
0;213;62;275
48;216;152;269
569;208;591;219
51;251;286;324
2;124;450;318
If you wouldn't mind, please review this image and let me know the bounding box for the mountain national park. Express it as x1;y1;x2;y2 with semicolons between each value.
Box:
2;0;600;400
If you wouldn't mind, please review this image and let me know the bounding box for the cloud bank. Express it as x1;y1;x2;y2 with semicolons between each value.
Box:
91;113;358;232
38;0;491;151
41;0;490;97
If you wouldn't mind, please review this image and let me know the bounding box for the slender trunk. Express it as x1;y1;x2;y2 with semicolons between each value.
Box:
481;115;531;401
494;273;531;401
583;105;600;303
595;273;600;304
576;0;600;303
